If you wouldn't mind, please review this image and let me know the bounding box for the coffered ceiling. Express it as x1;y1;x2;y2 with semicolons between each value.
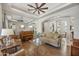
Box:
2;3;71;24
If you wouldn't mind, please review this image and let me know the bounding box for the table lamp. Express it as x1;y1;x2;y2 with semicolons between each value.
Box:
1;29;14;46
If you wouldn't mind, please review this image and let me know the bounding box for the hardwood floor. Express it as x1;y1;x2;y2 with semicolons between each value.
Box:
21;41;71;56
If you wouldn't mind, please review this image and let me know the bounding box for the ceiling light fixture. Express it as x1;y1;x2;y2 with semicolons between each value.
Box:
27;3;48;14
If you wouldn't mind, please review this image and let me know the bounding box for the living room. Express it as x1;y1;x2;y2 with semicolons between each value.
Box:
0;3;79;56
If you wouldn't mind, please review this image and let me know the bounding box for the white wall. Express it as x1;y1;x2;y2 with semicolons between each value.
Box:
34;4;79;38
8;21;33;35
0;4;3;34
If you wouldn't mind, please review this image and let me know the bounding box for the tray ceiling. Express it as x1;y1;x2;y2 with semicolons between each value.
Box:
2;3;68;23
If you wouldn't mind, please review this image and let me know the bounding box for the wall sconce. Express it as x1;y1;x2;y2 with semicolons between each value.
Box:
20;25;25;29
72;26;74;30
70;25;74;31
28;25;33;28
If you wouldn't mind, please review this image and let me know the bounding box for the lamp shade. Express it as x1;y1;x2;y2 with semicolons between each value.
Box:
1;29;14;36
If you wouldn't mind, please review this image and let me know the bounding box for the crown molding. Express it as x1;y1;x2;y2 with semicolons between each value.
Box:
39;3;71;18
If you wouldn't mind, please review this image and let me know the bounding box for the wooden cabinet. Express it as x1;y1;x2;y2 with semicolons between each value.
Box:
20;31;34;42
71;39;79;56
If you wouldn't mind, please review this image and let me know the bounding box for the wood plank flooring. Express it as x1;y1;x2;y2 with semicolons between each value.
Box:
22;41;71;56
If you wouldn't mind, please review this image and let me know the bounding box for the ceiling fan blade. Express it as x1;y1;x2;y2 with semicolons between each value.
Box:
33;10;37;14
27;4;36;9
39;3;46;8
35;3;38;8
41;7;48;10
39;9;45;13
38;10;40;14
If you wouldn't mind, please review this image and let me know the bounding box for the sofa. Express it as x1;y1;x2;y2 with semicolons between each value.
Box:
40;32;62;47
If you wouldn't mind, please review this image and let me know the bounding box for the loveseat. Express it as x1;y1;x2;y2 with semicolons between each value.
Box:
40;32;62;47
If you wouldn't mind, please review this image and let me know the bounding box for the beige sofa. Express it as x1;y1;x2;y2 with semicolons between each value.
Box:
40;32;62;47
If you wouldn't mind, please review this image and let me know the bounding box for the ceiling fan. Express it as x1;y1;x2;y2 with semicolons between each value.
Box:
27;3;48;14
